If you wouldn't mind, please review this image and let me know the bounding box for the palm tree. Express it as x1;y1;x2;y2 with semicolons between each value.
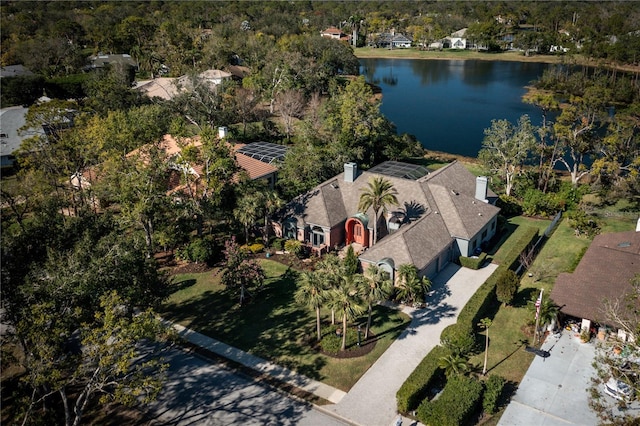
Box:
396;264;431;305
234;193;261;243
478;318;492;375
358;177;399;244
316;254;344;325
438;353;470;378
361;265;392;339
531;294;560;333
327;275;366;351
262;190;284;247
295;271;326;341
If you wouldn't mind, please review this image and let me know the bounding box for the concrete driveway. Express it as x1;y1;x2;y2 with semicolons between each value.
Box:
498;330;600;426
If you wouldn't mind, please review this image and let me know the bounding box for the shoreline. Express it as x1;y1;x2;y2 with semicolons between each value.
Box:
354;48;640;73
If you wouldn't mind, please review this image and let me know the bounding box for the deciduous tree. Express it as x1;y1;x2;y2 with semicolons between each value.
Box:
478;115;536;196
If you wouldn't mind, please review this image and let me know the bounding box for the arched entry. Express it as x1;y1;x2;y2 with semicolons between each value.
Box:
345;214;369;248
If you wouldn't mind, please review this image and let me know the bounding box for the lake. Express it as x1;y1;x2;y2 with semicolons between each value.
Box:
359;58;552;158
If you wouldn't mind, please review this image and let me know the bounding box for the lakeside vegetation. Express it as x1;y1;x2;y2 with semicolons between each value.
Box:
1;1;639;424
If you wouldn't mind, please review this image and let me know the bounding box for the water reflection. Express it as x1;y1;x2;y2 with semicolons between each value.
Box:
359;58;551;157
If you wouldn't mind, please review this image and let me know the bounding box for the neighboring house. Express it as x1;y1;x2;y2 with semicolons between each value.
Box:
444;28;468;49
376;32;412;49
274;161;500;281
134;78;181;101
0;65;34;78
85;54;138;71
134;69;232;101
550;229;640;342
0;106;30;168
320;27;351;42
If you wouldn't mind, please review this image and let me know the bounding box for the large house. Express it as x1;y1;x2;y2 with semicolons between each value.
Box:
551;228;640;341
320;27;351;42
274;161;500;281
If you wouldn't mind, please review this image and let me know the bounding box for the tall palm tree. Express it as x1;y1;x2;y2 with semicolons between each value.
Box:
396;264;431;305
327;275;366;351
361;265;392;339
358;177;399;244
478;317;492;375
234;193;261;243
316;254;344;325
295;271;326;341
262;190;284;247
438;353;470;378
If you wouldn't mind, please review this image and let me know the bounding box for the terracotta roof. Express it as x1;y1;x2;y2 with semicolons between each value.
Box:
550;230;640;327
234;152;277;180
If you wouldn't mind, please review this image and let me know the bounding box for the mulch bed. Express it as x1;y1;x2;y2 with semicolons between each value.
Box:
317;330;378;359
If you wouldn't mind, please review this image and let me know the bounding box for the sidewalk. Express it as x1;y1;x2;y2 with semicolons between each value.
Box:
168;322;347;404
167;262;498;426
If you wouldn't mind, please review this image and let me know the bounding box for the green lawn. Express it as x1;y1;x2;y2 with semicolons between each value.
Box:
161;259;411;391
467;217;600;423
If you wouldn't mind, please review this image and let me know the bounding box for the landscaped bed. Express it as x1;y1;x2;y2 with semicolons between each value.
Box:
160;259;411;391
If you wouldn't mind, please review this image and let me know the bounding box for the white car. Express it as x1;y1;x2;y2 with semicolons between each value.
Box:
603;377;634;401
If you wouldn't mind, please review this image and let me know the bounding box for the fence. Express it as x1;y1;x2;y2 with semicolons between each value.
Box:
515;211;562;275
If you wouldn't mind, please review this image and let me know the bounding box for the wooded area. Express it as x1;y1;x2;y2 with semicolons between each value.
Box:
1;1;639;424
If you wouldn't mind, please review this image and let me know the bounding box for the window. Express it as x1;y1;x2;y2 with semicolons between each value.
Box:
312;226;324;247
354;224;361;237
482;229;487;239
472;239;478;250
284;221;297;240
491;220;496;230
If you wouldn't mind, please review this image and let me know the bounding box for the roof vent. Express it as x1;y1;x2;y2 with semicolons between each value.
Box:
451;190;459;196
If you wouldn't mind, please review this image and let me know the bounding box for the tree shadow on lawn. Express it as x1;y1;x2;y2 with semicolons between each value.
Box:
169;278;197;292
512;287;538;309
486;221;519;256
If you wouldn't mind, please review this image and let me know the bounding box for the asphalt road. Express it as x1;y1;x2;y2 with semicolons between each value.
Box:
145;346;350;426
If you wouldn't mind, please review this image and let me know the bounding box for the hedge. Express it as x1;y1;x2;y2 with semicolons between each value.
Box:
483;374;506;415
500;226;539;271
396;224;540;415
440;323;475;356
396;345;449;413
416;375;484;426
459;252;487;269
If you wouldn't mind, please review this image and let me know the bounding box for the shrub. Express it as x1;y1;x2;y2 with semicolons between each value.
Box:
396;345;449;413
459;252;487;269
496;195;523;217
483;374;506;414
567;210;601;237
496;269;519;306
440;324;476;356
522;188;561;217
175;236;216;263
417;375;484;426
284;239;302;255
343;245;359;275
247;243;265;254
272;238;284;251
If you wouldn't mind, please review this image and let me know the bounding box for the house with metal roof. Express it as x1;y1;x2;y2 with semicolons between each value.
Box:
274;161;500;280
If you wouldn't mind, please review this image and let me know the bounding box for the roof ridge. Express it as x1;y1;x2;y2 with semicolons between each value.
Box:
418;160;457;182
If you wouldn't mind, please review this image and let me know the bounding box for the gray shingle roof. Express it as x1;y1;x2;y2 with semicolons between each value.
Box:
550;230;640;327
283;161;500;265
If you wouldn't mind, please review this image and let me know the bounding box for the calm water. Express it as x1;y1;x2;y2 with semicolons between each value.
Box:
359;58;551;158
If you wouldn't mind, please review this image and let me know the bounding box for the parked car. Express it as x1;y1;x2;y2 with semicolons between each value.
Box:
603;377;634;401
